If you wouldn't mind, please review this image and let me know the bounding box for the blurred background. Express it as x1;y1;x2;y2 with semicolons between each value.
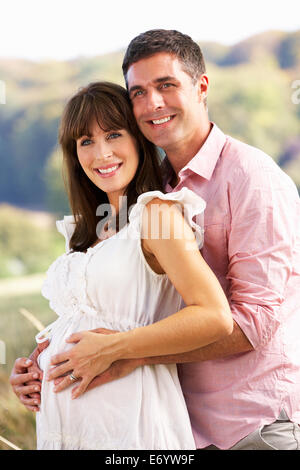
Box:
0;0;299;450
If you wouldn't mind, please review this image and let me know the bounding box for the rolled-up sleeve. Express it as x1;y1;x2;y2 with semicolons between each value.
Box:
227;153;299;350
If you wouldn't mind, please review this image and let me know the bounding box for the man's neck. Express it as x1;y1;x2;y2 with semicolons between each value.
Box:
166;119;212;177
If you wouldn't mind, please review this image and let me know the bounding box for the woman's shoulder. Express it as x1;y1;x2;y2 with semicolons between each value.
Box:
129;188;206;221
129;188;206;248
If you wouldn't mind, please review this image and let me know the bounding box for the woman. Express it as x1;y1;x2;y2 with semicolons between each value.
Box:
35;82;232;450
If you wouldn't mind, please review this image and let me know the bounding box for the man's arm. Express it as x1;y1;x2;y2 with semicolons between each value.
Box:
141;320;253;366
52;320;252;394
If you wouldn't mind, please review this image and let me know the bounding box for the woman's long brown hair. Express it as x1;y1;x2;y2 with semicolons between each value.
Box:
59;82;164;252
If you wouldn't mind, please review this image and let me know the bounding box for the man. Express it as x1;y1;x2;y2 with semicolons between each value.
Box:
11;30;300;450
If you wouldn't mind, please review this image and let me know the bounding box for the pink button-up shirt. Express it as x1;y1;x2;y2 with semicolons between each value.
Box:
163;123;300;449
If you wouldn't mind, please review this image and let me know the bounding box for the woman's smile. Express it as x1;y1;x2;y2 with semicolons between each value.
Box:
93;162;123;178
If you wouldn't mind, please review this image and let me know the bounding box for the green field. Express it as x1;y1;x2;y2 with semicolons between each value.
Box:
0;281;56;450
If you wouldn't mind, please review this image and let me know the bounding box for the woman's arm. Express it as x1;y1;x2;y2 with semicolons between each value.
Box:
48;199;233;397
118;198;233;357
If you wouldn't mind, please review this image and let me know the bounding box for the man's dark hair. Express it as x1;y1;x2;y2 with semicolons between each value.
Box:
122;29;206;86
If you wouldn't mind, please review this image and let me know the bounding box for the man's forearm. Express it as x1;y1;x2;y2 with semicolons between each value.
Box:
141;320;253;366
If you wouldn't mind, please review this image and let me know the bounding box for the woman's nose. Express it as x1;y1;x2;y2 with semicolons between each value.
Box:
95;141;113;159
102;152;113;159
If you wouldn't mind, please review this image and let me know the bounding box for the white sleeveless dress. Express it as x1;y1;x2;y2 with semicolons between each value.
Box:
35;188;206;450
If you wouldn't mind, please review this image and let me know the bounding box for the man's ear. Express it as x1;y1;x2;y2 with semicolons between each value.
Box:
197;74;209;104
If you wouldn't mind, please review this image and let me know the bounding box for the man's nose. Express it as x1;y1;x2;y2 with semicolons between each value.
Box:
146;88;165;112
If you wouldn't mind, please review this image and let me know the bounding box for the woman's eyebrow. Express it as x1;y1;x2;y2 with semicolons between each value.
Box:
78;132;93;138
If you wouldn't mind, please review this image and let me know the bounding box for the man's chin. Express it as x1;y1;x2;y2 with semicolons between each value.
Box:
142;131;172;149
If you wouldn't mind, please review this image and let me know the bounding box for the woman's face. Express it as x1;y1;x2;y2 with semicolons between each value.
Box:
76;120;139;210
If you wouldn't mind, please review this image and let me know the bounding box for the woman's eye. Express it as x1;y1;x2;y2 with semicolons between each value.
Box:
80;139;92;146
107;132;121;140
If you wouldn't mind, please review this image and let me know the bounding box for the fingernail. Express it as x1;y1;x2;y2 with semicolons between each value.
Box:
25;359;32;365
33;373;39;379
34;386;39;391
34;400;39;404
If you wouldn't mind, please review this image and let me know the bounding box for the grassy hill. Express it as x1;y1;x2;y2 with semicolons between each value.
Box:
0;204;65;278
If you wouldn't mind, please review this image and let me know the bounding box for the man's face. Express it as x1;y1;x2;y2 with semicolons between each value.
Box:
127;52;203;152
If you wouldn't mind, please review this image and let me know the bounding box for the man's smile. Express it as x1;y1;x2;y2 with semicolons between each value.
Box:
147;114;176;127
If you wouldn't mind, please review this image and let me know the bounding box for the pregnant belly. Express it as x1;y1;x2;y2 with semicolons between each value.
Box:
37;358;190;449
36;320;194;449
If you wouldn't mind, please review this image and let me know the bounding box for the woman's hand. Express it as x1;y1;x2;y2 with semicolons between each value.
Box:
54;358;143;398
47;330;125;398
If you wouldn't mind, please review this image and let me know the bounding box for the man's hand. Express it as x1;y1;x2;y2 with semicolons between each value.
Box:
9;340;49;412
10;357;41;412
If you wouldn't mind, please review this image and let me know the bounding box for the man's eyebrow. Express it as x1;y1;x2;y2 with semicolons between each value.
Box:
128;85;143;95
154;76;177;83
128;76;178;95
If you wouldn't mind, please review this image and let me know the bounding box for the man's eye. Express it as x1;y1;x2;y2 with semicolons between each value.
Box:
161;83;173;89
133;90;144;98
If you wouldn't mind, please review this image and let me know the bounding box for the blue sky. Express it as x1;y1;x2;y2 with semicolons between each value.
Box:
1;0;299;60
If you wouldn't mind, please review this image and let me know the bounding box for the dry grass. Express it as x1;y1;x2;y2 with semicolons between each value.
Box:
0;369;36;450
0;283;56;450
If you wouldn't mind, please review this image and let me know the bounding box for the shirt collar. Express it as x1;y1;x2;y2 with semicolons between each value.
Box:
162;123;227;186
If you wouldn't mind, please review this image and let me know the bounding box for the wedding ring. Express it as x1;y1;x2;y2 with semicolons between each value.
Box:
70;373;78;382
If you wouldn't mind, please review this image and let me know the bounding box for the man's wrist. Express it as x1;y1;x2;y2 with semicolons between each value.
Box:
138;355;164;366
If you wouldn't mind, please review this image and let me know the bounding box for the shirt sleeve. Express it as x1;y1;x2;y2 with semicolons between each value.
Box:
227;152;300;350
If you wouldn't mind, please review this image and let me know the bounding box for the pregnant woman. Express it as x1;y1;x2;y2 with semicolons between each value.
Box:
33;82;232;449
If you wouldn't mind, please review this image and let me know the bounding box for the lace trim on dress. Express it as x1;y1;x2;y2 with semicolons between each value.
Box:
128;187;206;248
